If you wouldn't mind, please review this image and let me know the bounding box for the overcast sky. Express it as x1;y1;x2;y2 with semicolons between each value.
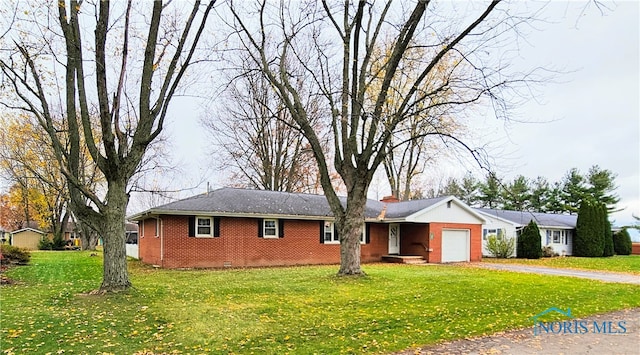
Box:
148;1;639;234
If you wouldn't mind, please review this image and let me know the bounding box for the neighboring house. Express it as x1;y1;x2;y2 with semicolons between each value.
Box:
129;187;486;269
125;222;139;259
10;227;46;250
475;208;577;257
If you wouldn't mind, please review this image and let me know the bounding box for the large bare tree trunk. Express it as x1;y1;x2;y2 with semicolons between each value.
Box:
99;180;130;291
337;191;367;275
1;0;217;292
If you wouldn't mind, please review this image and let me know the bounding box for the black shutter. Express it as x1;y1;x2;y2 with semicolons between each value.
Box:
213;217;221;237
365;223;371;244
319;221;325;244
257;218;264;238
278;219;285;238
188;216;195;237
334;225;339;242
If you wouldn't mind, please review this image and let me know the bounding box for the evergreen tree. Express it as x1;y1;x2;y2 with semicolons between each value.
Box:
440;177;464;199
587;165;620;212
574;199;605;257
517;220;542;259
529;176;551;213
477;174;502;209
460;173;479;206
545;182;565;214
501;175;530;211
603;215;614;257
561;168;588;215
613;229;632;255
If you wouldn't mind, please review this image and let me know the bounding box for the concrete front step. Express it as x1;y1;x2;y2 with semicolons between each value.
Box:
382;255;427;264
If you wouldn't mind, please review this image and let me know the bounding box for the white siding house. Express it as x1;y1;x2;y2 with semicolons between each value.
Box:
475;209;577;257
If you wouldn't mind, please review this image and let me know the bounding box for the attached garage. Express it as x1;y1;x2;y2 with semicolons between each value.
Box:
386;196;485;263
441;229;470;262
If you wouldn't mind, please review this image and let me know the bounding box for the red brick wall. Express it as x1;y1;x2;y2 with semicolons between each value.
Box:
140;215;389;269
400;224;430;259
138;218;162;266
363;223;389;262
632;243;640;255
138;216;482;267
427;223;482;263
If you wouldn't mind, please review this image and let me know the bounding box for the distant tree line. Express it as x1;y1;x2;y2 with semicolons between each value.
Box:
428;165;618;214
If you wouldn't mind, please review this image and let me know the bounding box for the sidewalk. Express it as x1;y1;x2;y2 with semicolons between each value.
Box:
396;308;640;355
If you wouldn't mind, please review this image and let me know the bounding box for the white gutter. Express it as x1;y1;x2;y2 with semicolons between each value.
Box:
159;217;164;267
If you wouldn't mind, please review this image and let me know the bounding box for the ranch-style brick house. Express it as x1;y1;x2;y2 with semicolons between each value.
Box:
129;188;486;268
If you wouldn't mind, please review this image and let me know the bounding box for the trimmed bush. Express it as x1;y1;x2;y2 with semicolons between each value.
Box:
0;245;31;265
574;199;605;257
38;235;66;250
541;246;558;257
613;229;633;255
486;234;515;258
517;220;542;259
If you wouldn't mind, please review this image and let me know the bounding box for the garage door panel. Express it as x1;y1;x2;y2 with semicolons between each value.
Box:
441;229;470;262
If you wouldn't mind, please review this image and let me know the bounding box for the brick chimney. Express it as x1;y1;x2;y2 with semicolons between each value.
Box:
380;195;399;203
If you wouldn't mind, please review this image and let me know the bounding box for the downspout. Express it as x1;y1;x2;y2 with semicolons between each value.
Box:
159;217;164;268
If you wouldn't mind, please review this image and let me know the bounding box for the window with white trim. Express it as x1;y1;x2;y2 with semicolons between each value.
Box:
552;230;561;244
263;219;278;238
196;216;213;237
483;228;504;241
324;221;338;243
359;223;366;244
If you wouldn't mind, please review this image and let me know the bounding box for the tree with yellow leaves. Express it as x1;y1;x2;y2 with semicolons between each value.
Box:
1;1;218;292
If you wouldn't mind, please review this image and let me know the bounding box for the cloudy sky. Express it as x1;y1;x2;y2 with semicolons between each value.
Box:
153;1;638;233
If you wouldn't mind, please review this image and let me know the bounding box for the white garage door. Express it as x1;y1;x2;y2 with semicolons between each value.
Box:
441;229;470;262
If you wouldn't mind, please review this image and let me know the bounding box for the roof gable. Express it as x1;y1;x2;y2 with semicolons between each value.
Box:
12;227;46;235
401;196;486;224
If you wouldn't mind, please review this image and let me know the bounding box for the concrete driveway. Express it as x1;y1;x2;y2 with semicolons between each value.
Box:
476;263;640;285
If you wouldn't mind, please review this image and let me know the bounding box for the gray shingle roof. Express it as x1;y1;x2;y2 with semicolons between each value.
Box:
475;208;577;228
147;187;385;219
384;196;448;219
139;188;569;226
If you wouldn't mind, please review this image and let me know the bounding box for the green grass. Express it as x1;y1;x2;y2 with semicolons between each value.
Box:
1;252;639;354
482;255;640;275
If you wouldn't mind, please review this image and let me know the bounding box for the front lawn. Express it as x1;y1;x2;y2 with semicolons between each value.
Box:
1;252;639;354
482;255;640;275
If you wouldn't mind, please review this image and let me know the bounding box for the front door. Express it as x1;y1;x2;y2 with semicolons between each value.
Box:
388;224;400;254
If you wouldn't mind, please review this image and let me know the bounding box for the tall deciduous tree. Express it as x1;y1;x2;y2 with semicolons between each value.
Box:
0;193;23;231
227;0;542;274
0;116;104;250
203;62;322;193
1;0;217;291
375;42;465;201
